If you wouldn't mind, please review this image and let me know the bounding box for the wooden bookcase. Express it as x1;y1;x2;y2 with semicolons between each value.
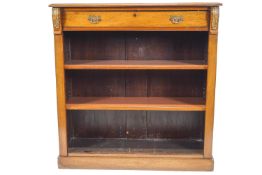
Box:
50;3;221;171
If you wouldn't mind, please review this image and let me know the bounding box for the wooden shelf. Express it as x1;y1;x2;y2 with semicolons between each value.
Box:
66;97;206;111
64;60;207;70
68;138;203;158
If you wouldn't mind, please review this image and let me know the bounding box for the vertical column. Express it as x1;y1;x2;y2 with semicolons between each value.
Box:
204;6;219;158
52;7;67;156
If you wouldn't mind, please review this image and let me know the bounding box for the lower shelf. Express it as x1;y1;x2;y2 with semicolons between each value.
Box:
68;138;203;157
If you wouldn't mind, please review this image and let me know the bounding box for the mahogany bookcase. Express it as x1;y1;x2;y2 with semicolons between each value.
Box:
50;3;221;170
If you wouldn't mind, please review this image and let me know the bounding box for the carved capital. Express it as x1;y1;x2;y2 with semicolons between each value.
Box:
210;7;219;34
52;8;62;34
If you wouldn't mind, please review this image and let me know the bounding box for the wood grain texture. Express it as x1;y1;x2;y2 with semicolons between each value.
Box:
54;34;67;156
64;31;208;61
49;3;222;8
65;32;125;60
66;70;206;98
64;60;208;70
63;11;208;30
58;156;214;170
66;97;206;111
67;110;126;138
204;34;218;158
67;111;204;139
126;111;147;138
146;111;204;139
125;32;208;60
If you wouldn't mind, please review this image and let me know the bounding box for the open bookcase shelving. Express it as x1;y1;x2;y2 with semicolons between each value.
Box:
51;3;220;170
64;31;207;156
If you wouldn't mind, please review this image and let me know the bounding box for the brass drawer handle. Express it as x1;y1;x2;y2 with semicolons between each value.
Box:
169;16;184;24
88;15;101;24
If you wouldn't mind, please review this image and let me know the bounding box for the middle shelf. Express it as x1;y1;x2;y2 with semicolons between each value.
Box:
64;60;207;70
66;97;206;111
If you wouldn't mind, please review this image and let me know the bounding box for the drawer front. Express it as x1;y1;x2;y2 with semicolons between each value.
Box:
63;11;208;30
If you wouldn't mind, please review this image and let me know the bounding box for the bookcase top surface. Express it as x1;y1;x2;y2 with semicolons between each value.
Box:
49;3;222;8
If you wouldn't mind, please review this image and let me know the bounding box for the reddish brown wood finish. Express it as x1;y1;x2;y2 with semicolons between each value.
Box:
63;11;208;31
49;3;222;8
54;34;67;156
64;60;208;70
51;3;220;170
66;97;206;111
